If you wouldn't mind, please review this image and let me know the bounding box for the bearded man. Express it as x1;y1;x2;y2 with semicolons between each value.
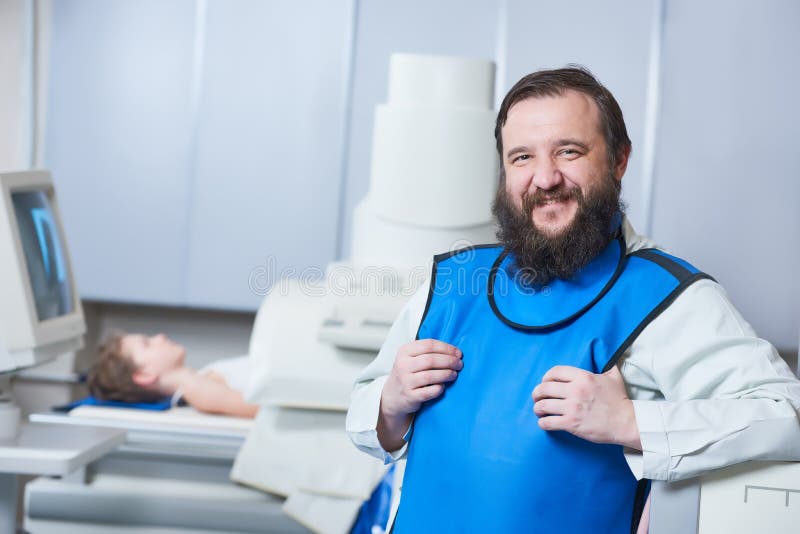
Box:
346;67;800;533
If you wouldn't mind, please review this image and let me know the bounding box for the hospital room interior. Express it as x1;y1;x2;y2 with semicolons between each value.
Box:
0;0;798;533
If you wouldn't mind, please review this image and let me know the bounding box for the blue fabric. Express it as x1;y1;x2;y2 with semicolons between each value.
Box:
393;239;701;534
351;465;394;534
491;236;625;328
54;395;173;412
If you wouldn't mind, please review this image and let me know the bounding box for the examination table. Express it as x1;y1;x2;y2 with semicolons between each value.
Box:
24;406;312;533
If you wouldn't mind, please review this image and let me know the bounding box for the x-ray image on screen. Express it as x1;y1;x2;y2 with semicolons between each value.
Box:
11;190;74;322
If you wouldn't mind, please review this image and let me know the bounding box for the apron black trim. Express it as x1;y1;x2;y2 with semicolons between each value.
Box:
415;260;439;342
487;235;627;331
630;479;651;534
433;242;503;262
629;248;692;281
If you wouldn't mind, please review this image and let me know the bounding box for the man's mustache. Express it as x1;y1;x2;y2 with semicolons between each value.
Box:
523;187;582;210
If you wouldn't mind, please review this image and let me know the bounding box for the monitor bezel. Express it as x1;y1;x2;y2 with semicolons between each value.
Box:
0;170;85;352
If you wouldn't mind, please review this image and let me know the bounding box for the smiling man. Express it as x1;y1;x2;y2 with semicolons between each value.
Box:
346;67;800;533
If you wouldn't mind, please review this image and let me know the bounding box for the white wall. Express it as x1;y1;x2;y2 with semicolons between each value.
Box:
45;0;357;310
650;0;799;350
0;0;32;171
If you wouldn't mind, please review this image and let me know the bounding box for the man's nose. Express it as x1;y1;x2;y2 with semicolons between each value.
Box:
529;158;564;192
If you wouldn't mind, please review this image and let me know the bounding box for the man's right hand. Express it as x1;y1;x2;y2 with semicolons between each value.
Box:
377;339;463;452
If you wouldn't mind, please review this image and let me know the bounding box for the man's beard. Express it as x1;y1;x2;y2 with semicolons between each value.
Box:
491;173;625;288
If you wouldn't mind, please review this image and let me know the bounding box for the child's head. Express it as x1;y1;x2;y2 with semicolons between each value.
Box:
87;332;187;402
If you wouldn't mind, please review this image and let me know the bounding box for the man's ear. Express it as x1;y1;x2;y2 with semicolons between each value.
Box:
613;146;632;182
613;146;631;182
132;370;157;387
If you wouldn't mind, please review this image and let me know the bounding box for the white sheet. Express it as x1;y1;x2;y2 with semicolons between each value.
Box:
69;405;253;433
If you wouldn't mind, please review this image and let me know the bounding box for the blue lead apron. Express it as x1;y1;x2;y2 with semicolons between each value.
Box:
392;235;712;533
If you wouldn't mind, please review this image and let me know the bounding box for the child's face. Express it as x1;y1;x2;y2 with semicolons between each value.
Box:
122;333;186;379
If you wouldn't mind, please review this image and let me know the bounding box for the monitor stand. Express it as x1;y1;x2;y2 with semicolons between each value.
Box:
0;376;20;439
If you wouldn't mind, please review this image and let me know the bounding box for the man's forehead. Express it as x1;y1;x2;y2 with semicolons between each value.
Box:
503;90;601;132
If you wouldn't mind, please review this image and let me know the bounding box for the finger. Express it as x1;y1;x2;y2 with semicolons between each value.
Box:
409;353;464;373
411;384;445;403
410;369;458;389
405;339;461;359
541;365;586;383
533;398;567;417
538;414;569;432
531;381;569;402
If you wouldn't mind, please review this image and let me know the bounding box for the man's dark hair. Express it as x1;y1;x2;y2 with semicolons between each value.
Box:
494;66;632;170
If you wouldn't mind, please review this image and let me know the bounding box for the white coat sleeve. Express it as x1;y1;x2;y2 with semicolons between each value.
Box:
346;280;430;463
624;279;800;481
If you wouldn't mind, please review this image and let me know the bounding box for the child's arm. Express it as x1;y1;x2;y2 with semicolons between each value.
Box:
180;373;259;418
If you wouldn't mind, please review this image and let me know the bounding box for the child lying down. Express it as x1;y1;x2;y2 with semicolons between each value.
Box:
88;332;258;418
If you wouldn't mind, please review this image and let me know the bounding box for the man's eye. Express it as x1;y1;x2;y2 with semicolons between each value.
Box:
559;149;580;157
512;154;530;163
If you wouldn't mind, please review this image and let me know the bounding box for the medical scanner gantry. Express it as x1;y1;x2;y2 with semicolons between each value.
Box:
243;53;499;413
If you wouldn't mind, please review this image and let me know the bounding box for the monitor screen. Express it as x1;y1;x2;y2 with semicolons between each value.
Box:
11;190;75;322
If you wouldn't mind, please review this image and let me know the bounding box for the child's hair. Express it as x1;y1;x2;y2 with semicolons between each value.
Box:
87;332;166;403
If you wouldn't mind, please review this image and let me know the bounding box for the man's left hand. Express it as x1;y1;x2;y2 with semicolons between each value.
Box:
532;365;642;450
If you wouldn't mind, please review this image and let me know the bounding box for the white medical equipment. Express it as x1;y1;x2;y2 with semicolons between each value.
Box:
0;170;86;373
649;462;800;534
26;405;309;534
0;170;86;436
349;53;498;270
0;170;119;534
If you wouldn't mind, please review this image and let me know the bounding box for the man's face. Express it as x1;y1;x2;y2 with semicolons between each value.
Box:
492;90;629;286
500;90;625;237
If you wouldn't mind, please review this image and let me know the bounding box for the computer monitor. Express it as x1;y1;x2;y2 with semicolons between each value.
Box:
0;170;85;373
